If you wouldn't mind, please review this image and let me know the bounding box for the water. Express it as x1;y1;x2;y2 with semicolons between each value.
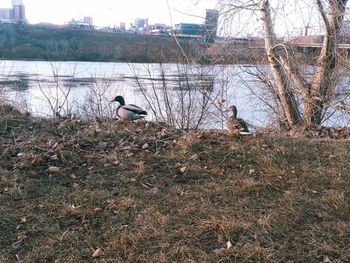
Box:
0;60;349;128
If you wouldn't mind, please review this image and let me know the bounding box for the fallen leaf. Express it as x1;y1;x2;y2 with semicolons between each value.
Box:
47;166;60;173
213;248;225;254
52;142;59;149
94;207;103;213
249;169;255;175
135;161;145;172
48;140;54;148
229;145;238;150
50;154;59;160
98;141;108;149
149;187;160;195
211;167;225;176
11;240;23;250
180;166;187;173
190;154;199;160
31;156;41;165
226;240;232;249
92;248;103;257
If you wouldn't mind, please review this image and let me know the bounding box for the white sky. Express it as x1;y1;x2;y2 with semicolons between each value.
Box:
1;0;343;37
0;0;217;27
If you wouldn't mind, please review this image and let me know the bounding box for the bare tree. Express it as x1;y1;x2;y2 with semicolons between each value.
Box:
220;0;349;129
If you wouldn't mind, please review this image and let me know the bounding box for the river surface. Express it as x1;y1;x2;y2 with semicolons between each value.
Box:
0;60;349;128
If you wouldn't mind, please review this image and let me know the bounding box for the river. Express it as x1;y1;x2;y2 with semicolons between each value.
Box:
0;60;349;129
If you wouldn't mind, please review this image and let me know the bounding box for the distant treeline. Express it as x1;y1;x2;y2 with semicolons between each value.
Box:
0;23;266;64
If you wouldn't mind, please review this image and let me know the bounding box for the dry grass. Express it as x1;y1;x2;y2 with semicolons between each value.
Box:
0;105;349;263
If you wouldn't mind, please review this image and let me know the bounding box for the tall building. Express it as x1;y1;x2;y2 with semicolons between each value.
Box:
204;9;219;43
205;9;219;26
134;18;148;29
120;22;126;32
12;0;26;22
0;8;12;20
173;9;219;42
0;0;26;22
83;16;93;26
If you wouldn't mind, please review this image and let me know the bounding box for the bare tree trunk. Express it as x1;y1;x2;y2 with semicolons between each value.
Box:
259;0;302;127
303;0;348;125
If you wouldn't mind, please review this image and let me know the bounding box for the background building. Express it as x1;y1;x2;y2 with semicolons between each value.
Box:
12;0;25;22
0;0;26;23
175;23;204;37
83;16;93;26
134;18;148;29
204;9;219;43
0;8;12;20
119;22;126;32
149;23;172;35
174;9;219;42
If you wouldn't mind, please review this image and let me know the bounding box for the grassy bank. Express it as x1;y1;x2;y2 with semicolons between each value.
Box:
0;106;349;262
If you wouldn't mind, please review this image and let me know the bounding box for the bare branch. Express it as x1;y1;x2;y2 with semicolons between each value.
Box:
316;0;331;33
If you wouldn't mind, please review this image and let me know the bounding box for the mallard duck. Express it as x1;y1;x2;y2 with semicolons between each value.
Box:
110;95;147;121
226;105;250;135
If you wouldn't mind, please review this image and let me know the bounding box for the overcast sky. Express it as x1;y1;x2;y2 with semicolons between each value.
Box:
0;0;217;27
1;0;340;37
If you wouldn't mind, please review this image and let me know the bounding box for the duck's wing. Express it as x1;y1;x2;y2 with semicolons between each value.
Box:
236;118;250;133
230;118;249;131
117;107;145;120
123;104;147;115
117;105;147;120
227;117;251;135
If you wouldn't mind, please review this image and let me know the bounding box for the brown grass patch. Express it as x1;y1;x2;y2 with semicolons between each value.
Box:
1;107;350;262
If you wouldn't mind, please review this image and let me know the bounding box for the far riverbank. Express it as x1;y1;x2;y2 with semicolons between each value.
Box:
0;23;266;64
